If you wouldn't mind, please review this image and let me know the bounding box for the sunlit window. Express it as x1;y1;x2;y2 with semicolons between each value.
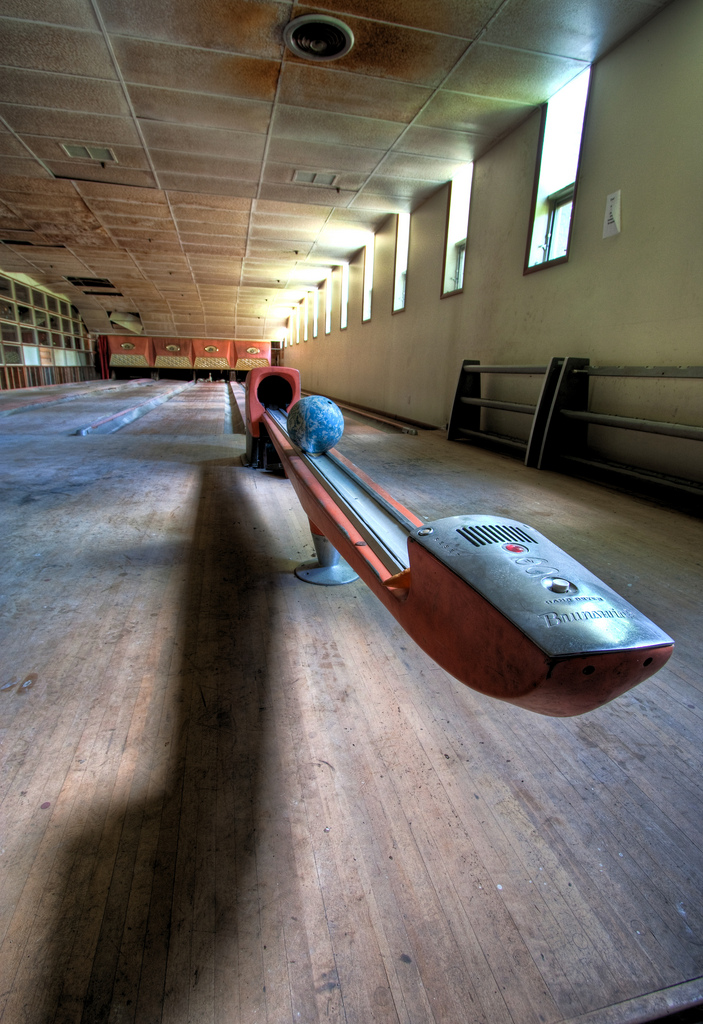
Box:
325;270;332;334
340;262;349;330
295;302;300;344
393;212;410;312
312;287;319;337
526;67;591;270
442;163;473;296
362;234;374;322
302;293;308;341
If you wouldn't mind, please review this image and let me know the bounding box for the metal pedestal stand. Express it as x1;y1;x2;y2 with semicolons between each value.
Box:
295;532;359;586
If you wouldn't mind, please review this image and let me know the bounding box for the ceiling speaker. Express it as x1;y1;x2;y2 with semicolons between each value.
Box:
283;14;354;62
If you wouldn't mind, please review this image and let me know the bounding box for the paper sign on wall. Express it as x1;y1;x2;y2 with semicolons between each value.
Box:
603;190;621;237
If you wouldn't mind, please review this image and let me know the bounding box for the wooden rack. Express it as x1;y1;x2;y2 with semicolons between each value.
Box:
447;358;564;466
449;358;703;513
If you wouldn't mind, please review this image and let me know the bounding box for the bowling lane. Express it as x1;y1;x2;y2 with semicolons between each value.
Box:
120;381;234;436
0;378;132;417
0;379;186;436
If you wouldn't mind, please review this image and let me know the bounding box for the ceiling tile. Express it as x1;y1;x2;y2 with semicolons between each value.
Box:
251;212;329;231
247;237;313;254
0;244;34;269
100;237;179;252
266;137;383;174
107;227;179;242
278;64;432;123
0;174;78;194
3;196;94;218
73;181;166;205
166;192;252;212
253;199;334;219
175;222;248;239
258;182;354;207
84;200;173;219
393;124;485;161
361;174;438;200
139;121;267;161
484;0;663;62
444;41;588;104
128;85;272;133
0;68;130;116
156;173;258;197
0;105;143;146
171;211;250;229
378;151;467;181
0;0;101;29
150;152;262;182
179;232;247;246
99;0;289;59
326;208;386;227
271;104;406;150
0;20;115;78
110;37;280;101
417;90;534;137
249;224;322;243
0;229;49;244
44;164;158;188
181;241;247;256
345;192;411;213
0;134;31;159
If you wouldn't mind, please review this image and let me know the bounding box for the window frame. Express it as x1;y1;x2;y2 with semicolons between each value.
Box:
361;236;374;323
523;69;591;275
440;164;474;298
392;212;410;314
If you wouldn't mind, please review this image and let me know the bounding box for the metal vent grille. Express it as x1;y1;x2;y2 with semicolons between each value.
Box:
293;170;338;186
284;14;354;61
61;144;116;162
457;524;537;548
67;277;115;289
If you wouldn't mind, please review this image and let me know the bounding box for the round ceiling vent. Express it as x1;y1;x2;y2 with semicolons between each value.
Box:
283;14;354;62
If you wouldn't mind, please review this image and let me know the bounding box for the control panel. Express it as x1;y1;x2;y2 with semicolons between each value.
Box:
411;515;673;658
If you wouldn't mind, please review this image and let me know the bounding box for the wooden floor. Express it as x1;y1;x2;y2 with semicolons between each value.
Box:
0;380;702;1024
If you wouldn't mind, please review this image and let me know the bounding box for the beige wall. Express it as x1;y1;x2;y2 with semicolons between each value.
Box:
283;0;702;477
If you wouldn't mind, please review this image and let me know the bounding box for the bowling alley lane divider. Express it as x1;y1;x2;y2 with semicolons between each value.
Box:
71;380;195;435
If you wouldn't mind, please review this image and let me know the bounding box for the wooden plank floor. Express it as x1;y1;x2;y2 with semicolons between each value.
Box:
0;380;701;1024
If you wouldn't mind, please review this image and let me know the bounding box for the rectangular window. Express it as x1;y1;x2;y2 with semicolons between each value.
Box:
312;287;319;338
325;270;332;334
525;67;591;271
393;212;410;312
362;235;374;322
302;294;308;341
442;163;473;296
340;262;349;330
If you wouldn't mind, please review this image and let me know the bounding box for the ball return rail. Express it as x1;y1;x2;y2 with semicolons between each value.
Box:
246;368;674;717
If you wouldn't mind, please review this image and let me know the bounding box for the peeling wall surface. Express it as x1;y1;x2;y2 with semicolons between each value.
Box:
283;0;702;480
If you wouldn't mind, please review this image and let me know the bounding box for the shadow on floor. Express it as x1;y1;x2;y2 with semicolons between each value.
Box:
34;462;287;1022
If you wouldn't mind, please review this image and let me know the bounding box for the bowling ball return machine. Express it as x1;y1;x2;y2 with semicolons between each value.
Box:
244;367;673;717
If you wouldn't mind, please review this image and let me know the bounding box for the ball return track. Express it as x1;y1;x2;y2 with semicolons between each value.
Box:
247;370;673;717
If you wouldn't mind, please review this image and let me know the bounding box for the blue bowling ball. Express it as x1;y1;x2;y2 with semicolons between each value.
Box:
287;395;344;455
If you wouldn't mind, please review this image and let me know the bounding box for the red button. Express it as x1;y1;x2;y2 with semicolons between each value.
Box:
504;544;526;553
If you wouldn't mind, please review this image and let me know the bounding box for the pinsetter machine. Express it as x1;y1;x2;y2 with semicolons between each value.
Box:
244;367;673;717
